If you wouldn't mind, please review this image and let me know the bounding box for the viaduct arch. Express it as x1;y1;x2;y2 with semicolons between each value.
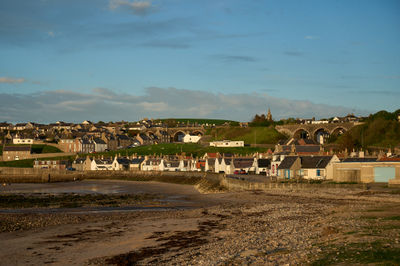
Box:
276;122;359;144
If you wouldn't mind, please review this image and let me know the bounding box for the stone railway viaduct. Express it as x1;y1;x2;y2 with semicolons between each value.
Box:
146;122;360;143
147;126;206;142
275;122;360;140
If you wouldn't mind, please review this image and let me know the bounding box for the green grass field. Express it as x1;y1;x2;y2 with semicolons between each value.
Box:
104;143;273;158
207;126;286;144
157;118;239;126
31;144;62;154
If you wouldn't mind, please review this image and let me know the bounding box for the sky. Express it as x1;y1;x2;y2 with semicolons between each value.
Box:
0;0;399;123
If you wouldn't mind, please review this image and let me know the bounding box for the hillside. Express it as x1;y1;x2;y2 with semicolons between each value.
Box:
156;118;239;126
335;110;400;150
207;126;286;144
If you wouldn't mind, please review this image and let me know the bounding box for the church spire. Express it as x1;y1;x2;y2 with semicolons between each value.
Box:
266;108;272;121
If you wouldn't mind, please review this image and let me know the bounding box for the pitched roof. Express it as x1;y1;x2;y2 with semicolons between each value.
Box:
258;159;271;168
233;158;253;168
3;146;31;152
131;158;145;164
116;158;131;165
93;138;106;144
342;157;377;162
300;156;333;169
277;156;299;170
280;145;320;153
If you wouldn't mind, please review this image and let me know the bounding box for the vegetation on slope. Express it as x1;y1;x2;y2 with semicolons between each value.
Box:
335;110;400;150
111;143;272;157
207;126;286;144
31;144;62;154
156;118;239;126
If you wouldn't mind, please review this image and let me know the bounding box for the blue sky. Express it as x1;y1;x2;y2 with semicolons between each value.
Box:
0;0;399;123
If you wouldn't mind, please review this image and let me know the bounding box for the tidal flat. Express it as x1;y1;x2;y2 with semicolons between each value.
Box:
0;180;399;265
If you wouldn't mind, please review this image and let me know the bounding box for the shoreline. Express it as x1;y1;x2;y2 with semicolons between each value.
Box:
1;180;400;265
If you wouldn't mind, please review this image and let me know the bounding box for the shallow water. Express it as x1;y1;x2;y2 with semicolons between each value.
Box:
0;205;193;214
0;180;211;214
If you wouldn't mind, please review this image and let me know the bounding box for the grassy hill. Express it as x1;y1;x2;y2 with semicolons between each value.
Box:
109;143;273;157
335;110;400;150
157;118;239;126
207;126;286;144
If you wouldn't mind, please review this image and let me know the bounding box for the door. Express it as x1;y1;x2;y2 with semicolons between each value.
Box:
374;167;395;183
285;169;290;179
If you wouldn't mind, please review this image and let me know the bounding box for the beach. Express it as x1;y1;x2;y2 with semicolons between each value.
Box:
1;180;399;265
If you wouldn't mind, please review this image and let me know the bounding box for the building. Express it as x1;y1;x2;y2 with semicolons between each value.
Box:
277;156;301;179
299;155;339;180
130;157;145;171
332;159;400;184
58;138;81;153
93;138;107;153
112;157;131;171
2;145;31;161
12;138;33;145
33;160;69;170
257;158;271;175
209;140;244;147
183;134;201;143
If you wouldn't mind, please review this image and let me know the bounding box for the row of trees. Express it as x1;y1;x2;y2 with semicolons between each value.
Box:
336;110;400;150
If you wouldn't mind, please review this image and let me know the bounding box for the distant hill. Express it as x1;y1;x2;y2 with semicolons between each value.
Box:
335;109;400;149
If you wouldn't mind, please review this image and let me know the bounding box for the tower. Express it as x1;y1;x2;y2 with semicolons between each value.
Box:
266;108;272;121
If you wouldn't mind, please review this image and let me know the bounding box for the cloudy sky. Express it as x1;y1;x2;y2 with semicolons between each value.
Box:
0;0;399;123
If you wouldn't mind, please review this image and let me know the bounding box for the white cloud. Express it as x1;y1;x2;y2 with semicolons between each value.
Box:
0;77;25;84
109;0;153;15
0;87;368;123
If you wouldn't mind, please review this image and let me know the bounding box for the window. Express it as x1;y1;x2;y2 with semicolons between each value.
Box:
317;169;321;176
303;169;308;176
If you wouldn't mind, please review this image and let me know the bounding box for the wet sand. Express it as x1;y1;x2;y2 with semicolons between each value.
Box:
1;180;400;265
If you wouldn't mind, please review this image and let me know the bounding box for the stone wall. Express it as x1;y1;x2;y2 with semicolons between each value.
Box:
0;168;224;184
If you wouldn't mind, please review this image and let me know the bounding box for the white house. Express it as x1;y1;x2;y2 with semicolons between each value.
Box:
300;155;340;180
13;138;33;144
112;157;131;171
183;134;201;143
163;159;180;171
215;158;232;173
270;153;289;176
142;158;163;171
209;140;244;147
229;158;256;174
256;158;271;175
91;158;113;170
93;138;107;153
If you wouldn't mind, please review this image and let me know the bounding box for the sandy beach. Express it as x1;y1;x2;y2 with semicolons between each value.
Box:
1;180;400;265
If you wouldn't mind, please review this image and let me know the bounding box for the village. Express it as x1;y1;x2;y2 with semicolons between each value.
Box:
1;111;400;186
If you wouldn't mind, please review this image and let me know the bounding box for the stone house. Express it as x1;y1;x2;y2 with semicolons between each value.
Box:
33;160;69;170
58;138;81;153
277;156;301;179
2;145;31;161
93;138;107;153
